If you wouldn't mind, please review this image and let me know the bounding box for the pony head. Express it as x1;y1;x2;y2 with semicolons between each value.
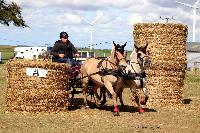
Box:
112;41;127;55
134;43;150;70
111;41;127;71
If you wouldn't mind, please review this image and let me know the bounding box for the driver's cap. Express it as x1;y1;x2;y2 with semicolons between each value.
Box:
60;31;68;39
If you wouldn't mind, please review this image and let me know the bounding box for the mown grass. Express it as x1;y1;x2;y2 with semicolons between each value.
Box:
0;45;15;64
0;63;200;133
0;64;6;85
184;70;200;97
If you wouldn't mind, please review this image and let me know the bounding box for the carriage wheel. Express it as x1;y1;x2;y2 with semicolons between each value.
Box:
86;85;94;100
68;87;75;100
86;85;105;108
99;86;108;106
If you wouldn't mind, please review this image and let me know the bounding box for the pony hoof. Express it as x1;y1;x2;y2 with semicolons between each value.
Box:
113;111;119;116
140;100;146;105
139;109;145;114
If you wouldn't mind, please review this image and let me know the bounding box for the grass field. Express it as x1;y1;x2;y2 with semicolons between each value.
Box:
0;46;200;133
0;45;15;64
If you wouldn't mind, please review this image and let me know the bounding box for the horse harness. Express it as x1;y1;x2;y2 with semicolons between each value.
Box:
97;57;124;84
123;58;147;89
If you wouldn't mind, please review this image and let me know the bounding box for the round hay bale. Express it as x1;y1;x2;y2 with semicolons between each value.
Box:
6;59;71;112
133;23;188;107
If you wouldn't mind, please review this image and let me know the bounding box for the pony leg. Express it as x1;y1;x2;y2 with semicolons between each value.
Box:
82;76;89;108
104;82;119;116
135;95;144;113
82;84;89;108
129;81;144;113
118;88;125;107
100;86;107;106
140;78;149;105
93;84;102;107
115;78;124;106
79;69;90;108
140;87;149;105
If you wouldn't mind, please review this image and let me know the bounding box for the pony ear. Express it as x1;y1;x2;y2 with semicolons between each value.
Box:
123;42;127;48
135;45;139;51
141;43;148;52
143;42;148;49
113;41;116;47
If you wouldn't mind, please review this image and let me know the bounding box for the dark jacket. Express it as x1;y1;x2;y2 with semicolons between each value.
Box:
50;40;78;60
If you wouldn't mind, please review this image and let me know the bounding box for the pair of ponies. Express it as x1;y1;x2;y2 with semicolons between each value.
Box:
80;41;149;116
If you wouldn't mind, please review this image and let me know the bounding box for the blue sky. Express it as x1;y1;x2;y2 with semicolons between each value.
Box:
1;0;200;50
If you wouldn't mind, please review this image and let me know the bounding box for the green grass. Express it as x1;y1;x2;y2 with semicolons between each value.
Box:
0;64;6;85
185;72;200;83
0;45;15;63
78;47;132;59
184;70;200;97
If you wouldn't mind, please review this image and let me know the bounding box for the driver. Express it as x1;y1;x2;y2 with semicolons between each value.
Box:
50;31;80;65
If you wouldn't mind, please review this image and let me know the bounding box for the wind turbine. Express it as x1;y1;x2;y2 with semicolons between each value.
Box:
176;0;200;42
83;11;103;50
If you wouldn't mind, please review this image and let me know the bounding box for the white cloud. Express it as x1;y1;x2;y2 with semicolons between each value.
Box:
2;0;200;48
128;14;143;25
62;13;82;24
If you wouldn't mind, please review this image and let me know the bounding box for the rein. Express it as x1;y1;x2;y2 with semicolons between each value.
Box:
130;64;146;79
76;54;124;81
76;68;120;82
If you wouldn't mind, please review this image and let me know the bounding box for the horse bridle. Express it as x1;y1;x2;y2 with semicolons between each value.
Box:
130;54;147;89
96;49;126;77
130;52;149;76
114;50;126;63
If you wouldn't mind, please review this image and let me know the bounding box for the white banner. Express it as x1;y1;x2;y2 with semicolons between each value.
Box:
26;68;48;78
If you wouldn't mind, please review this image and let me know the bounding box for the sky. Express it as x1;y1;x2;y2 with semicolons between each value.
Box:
1;0;200;50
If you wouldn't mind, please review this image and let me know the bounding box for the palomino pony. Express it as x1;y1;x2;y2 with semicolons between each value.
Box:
80;41;127;116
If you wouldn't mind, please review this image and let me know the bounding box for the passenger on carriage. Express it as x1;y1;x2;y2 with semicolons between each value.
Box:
50;31;80;66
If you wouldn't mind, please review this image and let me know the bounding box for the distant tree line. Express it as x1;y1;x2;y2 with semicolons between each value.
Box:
0;0;28;27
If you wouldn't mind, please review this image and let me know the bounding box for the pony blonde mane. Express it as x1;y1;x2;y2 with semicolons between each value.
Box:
130;49;138;62
111;45;115;55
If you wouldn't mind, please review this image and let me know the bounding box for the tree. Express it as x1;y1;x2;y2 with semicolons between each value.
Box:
0;0;28;27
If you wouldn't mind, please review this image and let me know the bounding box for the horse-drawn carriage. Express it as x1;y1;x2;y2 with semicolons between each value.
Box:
63;41;150;116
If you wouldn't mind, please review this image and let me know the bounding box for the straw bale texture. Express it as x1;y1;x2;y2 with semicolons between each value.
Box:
133;23;188;107
6;59;71;112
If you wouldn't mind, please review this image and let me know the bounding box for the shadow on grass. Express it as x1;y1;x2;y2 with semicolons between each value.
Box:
68;98;157;113
99;105;157;113
68;98;84;110
182;98;192;104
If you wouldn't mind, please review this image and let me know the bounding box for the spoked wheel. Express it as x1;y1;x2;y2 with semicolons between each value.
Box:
99;86;108;106
86;85;95;106
68;87;75;101
86;85;106;108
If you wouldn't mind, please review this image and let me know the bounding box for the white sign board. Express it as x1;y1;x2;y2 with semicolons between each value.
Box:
26;68;48;78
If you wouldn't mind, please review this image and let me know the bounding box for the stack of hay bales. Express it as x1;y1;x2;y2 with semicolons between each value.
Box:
133;23;188;107
6;59;70;112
